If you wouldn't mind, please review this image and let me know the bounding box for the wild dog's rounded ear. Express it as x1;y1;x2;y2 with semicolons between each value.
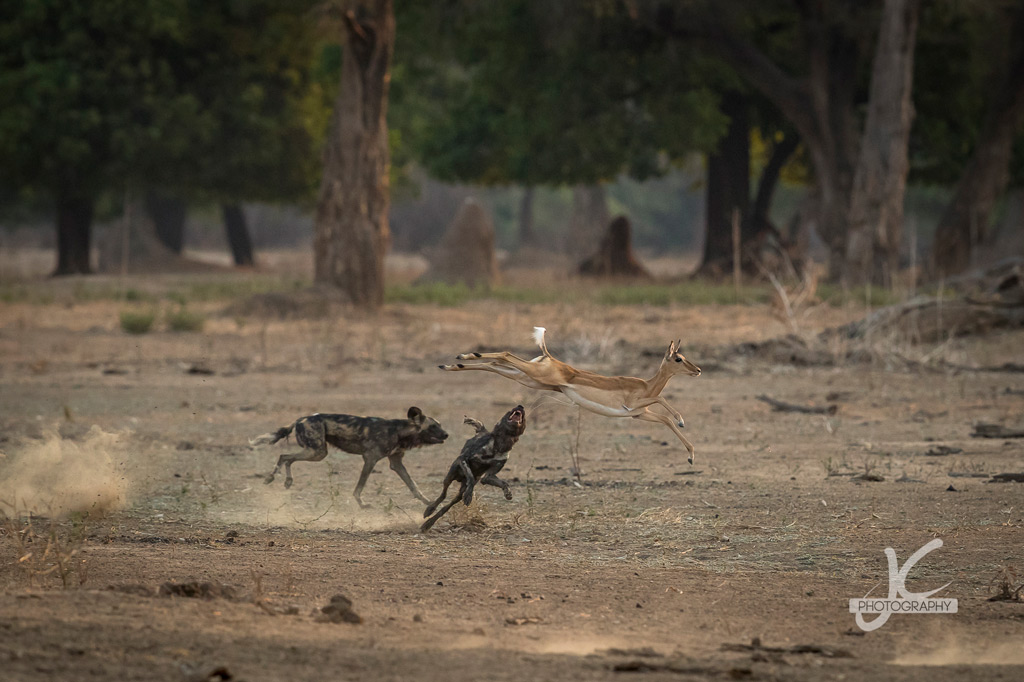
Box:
407;406;424;422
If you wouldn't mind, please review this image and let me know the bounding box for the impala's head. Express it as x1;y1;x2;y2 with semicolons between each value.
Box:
664;339;701;376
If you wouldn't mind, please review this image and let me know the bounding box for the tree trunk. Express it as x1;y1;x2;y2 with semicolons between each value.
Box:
684;10;862;280
699;92;750;274
566;184;609;257
314;0;394;309
144;192;187;254
845;0;920;286
518;186;536;246
53;195;94;276
222;204;255;267
750;132;799;235
932;9;1024;278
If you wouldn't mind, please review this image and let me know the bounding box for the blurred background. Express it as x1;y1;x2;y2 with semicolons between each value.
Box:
1;0;1022;295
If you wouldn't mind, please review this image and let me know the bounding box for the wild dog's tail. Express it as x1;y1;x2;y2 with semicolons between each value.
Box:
249;422;296;447
533;326;550;357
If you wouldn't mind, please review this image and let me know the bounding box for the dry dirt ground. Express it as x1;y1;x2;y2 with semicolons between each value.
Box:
1;268;1023;682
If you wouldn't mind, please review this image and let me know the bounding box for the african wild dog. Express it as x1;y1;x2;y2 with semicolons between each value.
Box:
252;407;448;508
421;405;526;532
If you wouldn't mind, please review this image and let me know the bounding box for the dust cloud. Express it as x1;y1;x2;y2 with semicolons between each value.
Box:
0;426;130;518
891;639;1024;666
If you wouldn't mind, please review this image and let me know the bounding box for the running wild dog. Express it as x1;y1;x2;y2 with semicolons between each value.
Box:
252;407;448;507
421;405;526;532
440;327;701;463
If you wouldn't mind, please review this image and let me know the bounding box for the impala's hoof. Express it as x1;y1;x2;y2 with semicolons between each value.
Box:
677;419;685;429
456;352;481;360
687;456;694;465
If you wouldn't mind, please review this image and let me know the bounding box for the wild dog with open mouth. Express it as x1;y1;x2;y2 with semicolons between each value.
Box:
252;407;448;508
421;405;526;532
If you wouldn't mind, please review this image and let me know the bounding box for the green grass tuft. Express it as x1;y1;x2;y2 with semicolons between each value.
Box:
119;309;157;334
166;307;205;332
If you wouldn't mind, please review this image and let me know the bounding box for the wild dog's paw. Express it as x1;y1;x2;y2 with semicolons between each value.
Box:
264;474;275;485
284;477;294;489
504;489;513;501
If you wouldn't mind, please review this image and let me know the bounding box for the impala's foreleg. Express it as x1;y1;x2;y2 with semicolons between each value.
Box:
652;396;686;428
633;409;695;465
621;396;686;429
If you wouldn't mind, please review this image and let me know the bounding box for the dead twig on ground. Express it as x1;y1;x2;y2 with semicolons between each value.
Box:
756;395;838;415
972;423;1024;438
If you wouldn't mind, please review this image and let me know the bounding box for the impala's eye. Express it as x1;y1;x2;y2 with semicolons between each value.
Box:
675;357;682;362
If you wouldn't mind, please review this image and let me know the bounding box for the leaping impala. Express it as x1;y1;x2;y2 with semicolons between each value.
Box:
439;327;702;463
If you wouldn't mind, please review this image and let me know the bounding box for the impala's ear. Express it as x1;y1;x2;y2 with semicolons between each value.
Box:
667;339;678;355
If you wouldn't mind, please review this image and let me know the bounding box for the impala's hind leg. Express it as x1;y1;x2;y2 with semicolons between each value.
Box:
633;409;695;465
454;350;532;362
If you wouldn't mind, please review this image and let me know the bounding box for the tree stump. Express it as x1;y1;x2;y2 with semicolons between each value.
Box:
577;216;651;279
420;198;500;288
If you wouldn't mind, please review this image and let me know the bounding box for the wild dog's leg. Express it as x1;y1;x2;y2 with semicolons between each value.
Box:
420;482;467;532
388;454;430;504
352;453;383;508
480;471;513;500
457;460;478;505
633;409;695;464
280;419;328;489
264;456;284;485
424;465;458;517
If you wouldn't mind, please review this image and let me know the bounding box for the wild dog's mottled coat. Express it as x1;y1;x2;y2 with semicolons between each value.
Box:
421;405;526;532
253;407;448;507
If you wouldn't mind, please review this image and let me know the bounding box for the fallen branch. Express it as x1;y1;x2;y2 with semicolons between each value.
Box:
989;473;1024;483
972;423;1024;439
756;394;838;415
721;639;852;658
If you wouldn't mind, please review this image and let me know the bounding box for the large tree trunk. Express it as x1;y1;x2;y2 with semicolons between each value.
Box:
314;0;394;309
144;192;187;254
53;195;94;276
844;0;919;287
750;132;799;237
566;184;609;257
699;92;750;274
222;203;255;267
932;8;1024;278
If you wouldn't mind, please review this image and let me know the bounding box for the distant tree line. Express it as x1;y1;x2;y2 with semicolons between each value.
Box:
1;0;1022;303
